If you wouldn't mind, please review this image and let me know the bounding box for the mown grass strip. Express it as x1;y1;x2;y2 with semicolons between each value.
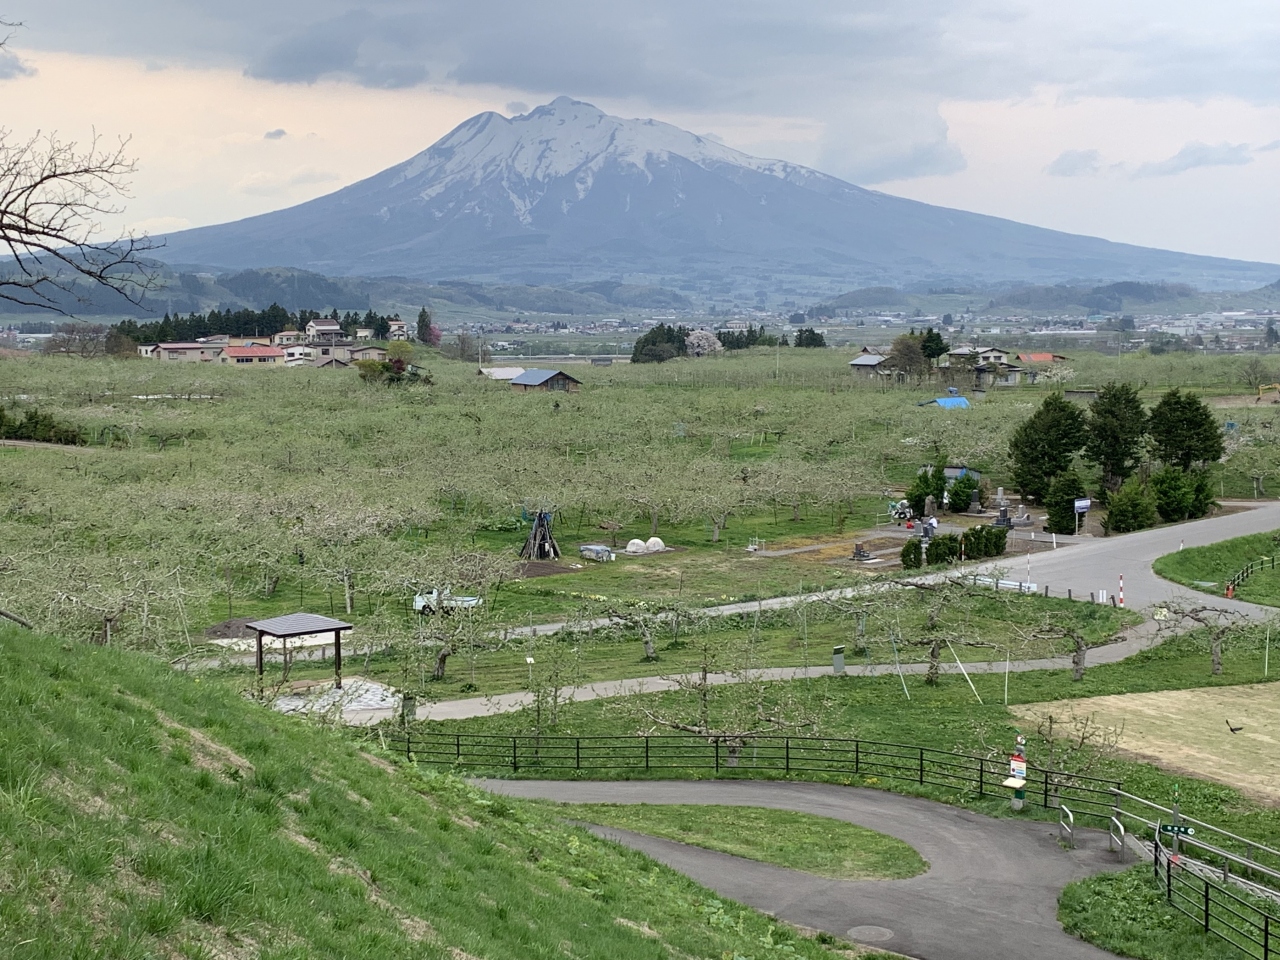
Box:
545;802;927;880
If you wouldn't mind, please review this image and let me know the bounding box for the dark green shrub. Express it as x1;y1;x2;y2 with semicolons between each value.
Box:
1045;470;1087;535
960;524;1009;560
925;533;961;565
900;539;922;569
948;473;981;513
1151;466;1194;522
1103;476;1158;533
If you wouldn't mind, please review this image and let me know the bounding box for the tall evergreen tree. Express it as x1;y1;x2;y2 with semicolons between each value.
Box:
1008;394;1087;503
1084;382;1148;494
1148;389;1224;470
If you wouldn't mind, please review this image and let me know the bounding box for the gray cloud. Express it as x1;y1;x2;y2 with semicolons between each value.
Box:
1045;149;1101;177
504;101;528;115
0;48;34;79
264;128;287;139
2;0;1279;183
1259;140;1280;152
1136;141;1253;178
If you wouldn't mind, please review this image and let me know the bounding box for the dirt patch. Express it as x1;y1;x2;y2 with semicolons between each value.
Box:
359;751;397;773
204;617;258;640
1013;684;1280;803
615;917;659;938
517;560;572;578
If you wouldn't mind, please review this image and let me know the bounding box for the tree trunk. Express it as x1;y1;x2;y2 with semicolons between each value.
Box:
0;608;33;629
641;625;656;661
1072;635;1087;682
711;516;724;543
433;644;452;681
1212;636;1223;675
265;574;280;598
925;639;942;685
649;508;660;537
343;570;354;615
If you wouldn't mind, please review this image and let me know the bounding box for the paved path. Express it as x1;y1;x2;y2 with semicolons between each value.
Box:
480;779;1126;960
972;500;1280;619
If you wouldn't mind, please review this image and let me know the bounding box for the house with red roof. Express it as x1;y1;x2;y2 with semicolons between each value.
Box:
1016;353;1071;363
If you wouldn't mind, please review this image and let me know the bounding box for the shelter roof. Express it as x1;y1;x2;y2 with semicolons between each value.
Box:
928;396;971;409
1017;352;1069;363
511;368;581;385
246;613;353;637
849;354;887;366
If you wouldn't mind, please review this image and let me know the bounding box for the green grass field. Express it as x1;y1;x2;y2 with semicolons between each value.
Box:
1153;532;1280;605
541;803;927;880
0;624;892;960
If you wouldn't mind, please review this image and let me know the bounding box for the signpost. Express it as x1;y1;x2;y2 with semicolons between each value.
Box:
1004;734;1028;811
1159;824;1196;837
1074;498;1091;535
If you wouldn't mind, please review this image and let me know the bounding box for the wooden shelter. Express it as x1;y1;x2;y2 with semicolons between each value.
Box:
510;369;581;393
246;612;353;694
520;511;561;560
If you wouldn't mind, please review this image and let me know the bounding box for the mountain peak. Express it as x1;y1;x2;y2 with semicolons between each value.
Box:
156;98;1280;289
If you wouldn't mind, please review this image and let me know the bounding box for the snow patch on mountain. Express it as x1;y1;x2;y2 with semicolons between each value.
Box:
393;96;808;206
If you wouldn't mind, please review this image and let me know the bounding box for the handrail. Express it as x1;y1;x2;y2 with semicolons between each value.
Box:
1109;816;1126;860
1112;788;1280;870
1059;804;1075;849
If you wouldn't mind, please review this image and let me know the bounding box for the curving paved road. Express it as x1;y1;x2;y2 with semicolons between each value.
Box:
481;779;1126;960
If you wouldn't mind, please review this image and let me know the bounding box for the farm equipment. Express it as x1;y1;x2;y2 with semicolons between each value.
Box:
1256;383;1280;403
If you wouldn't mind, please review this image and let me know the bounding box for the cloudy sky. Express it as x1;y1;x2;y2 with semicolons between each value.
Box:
3;1;1279;265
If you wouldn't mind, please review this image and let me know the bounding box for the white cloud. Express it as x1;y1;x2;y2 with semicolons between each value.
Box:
1045;148;1101;177
1135;141;1252;177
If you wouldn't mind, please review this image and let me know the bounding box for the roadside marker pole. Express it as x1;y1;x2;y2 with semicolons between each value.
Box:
1119;575;1124;608
1266;626;1270;678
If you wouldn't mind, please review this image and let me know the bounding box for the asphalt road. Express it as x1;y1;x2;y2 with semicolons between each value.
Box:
974;500;1280;618
482;779;1127;960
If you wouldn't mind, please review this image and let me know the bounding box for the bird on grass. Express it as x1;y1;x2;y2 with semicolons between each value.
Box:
1226;720;1244;734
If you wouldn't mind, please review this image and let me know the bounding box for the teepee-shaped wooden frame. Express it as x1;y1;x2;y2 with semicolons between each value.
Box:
520;510;561;561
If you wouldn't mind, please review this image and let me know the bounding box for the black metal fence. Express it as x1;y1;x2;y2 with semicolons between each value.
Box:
1229;556;1277;593
1156;837;1277;958
380;729;1121;821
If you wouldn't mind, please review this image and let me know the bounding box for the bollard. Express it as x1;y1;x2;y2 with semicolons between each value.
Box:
832;645;846;675
1119;575;1124;608
1044;585;1049;597
1068;588;1073;601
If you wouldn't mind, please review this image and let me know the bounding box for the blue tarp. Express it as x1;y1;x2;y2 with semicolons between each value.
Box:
930;397;970;409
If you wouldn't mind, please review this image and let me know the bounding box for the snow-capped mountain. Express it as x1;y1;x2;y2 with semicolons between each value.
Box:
157;97;1277;287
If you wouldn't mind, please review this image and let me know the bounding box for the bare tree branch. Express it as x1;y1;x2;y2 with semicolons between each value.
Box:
0;117;160;313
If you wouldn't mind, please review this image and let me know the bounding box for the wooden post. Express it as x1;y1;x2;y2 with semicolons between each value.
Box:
255;630;265;699
334;629;343;690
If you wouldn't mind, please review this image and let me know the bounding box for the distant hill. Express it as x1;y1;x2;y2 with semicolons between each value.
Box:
155;97;1279;290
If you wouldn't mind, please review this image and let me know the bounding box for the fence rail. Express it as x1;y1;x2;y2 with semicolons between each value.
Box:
381;729;1122;821
1157;837;1276;958
1228;556;1277;593
379;728;1280;958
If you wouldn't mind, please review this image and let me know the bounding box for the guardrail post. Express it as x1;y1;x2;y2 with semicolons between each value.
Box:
576;737;581;770
512;738;518;772
978;758;984;796
918;747;924;785
854;740;860;775
1204;878;1210;933
1044;771;1051;808
1264;914;1270;958
1167;850;1173;903
715;739;720;772
785;738;790;773
406;733;412;761
644;736;649;771
455;733;461;760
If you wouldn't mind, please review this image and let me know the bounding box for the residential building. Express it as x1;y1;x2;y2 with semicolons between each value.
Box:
848;354;888;377
355;327;374;340
283;345;314;366
139;342;224;362
305;318;343;341
386;319;409;341
346;345;388;363
273;330;304;346
220;345;286;365
510;369;582;393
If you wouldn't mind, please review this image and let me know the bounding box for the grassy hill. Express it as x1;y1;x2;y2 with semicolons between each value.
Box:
0;625;887;960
